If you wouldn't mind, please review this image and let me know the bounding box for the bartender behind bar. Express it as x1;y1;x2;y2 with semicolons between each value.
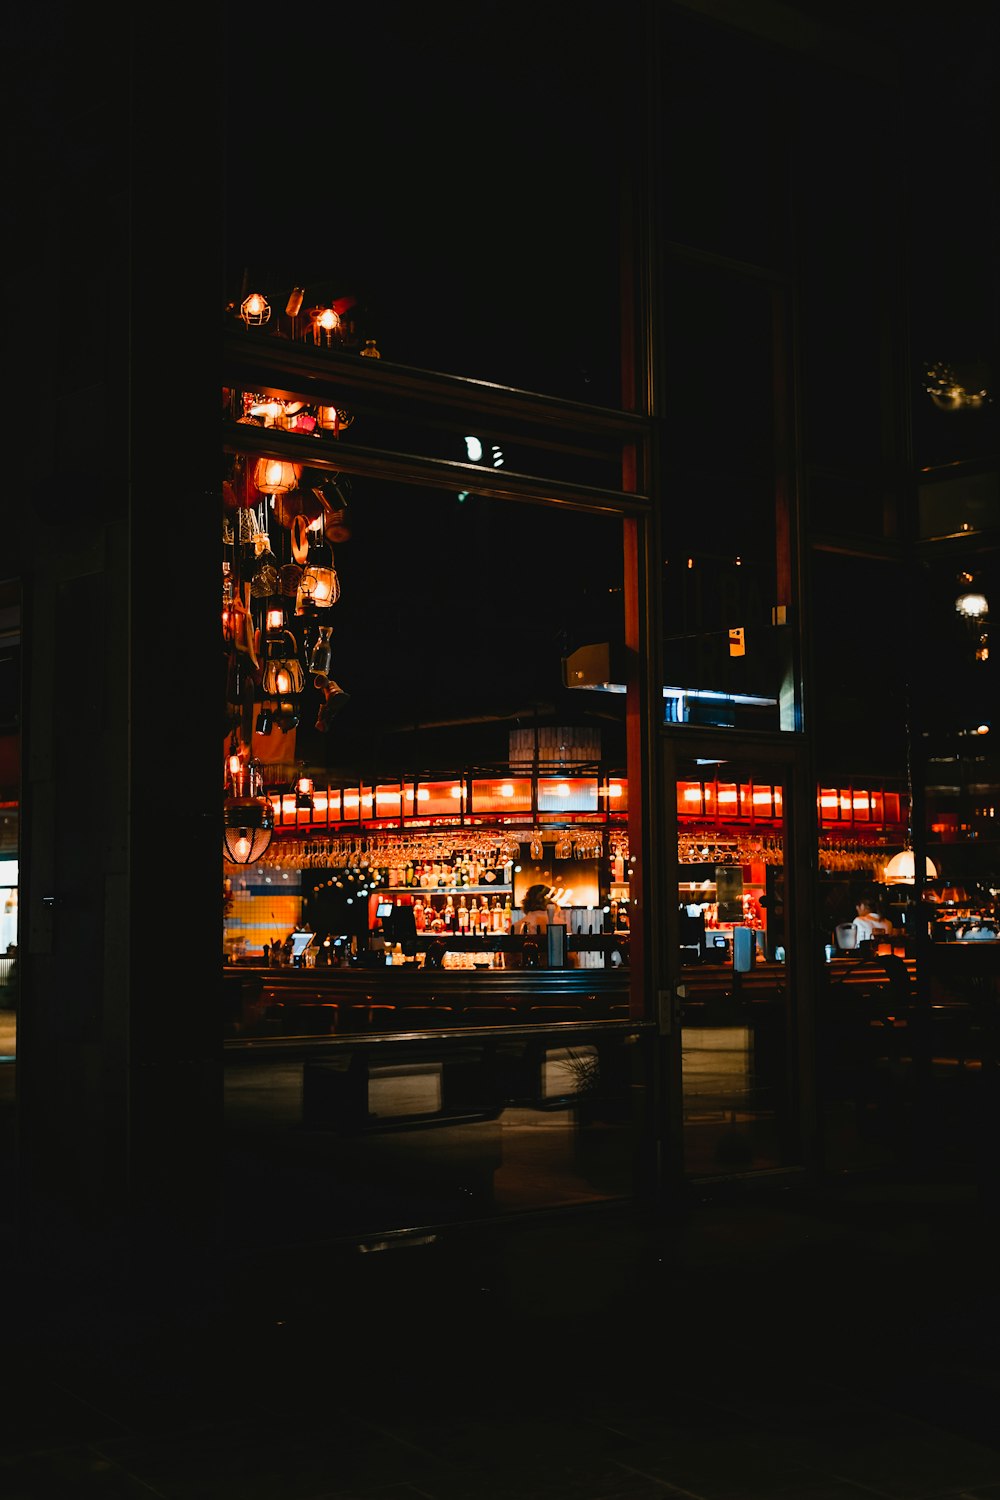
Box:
516;884;567;966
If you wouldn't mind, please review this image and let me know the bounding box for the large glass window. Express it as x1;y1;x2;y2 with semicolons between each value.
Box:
223;1;634;406
673;755;798;1176
661;262;794;731
222;442;640;1020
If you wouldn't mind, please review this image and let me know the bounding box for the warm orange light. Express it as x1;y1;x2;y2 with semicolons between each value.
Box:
253;458;300;495
240;292;270;325
247;396;285;423
299;565;339;607
500;783;514;797
310;307;342;345
265;607;284;632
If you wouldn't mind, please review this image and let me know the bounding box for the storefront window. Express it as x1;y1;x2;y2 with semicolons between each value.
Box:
674;756;796;1175
222;450;643;1026
224;2;634;407
662;262;794;731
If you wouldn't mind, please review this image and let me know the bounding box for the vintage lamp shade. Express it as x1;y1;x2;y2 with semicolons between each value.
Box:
223;757;274;865
240;292;270;326
298;562;339;608
261;631;305;697
223;799;274;865
309;306;341;343
253;457;301;496
884;849;939;884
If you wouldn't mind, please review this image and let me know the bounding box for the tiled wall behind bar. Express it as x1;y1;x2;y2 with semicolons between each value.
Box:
223;866;303;958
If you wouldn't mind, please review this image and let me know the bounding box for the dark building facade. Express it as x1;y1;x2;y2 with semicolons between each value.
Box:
4;2;997;1272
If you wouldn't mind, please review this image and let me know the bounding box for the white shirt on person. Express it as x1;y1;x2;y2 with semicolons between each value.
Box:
853;911;887;945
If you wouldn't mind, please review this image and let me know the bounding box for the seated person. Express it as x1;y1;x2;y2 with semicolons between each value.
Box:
852;895;892;949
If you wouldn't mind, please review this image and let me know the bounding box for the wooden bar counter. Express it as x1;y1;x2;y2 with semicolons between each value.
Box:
224;956;634;1037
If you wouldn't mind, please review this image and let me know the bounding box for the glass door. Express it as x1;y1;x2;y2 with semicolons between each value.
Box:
669;749;802;1177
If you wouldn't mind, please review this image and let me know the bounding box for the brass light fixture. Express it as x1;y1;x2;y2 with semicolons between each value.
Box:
298;538;340;609
240;292;271;326
223;758;274;865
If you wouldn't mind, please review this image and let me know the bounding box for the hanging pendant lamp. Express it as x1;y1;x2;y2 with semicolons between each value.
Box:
223;758;274;865
884;848;938;884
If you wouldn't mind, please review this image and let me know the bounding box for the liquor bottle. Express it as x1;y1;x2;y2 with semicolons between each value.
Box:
457;894;469;932
490;895;503;931
405;860;415;887
479;897;491;932
444;895;456;930
502;895;512;933
413;895;425;932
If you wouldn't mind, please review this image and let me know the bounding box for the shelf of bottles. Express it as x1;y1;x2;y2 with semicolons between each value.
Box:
257;826;633;937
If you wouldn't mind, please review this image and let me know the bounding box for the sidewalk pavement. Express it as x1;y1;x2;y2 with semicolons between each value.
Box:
3;1164;999;1498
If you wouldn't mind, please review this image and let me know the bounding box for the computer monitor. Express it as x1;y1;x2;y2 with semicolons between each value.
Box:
288;931;315;961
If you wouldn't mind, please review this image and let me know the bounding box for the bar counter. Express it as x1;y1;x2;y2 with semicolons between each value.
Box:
224;962;634;1036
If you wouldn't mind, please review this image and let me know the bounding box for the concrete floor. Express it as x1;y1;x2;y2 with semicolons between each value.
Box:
2;1007;1000;1497
2;1165;999;1498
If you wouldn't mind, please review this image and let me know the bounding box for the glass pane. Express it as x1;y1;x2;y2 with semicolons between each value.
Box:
223;1024;654;1243
224;2;630;405
223;457;637;1012
661;17;789;270
662;261;792;731
676;756;794;1175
